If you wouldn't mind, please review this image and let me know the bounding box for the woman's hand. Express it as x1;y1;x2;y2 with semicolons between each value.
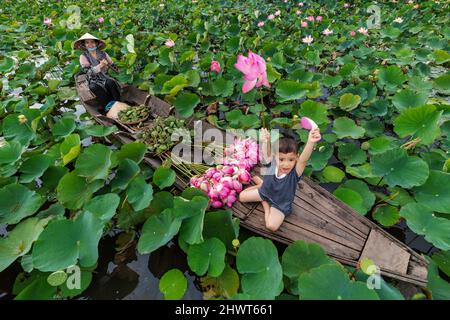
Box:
308;128;321;144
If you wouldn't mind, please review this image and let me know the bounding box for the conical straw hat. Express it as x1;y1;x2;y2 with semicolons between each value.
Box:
74;33;106;50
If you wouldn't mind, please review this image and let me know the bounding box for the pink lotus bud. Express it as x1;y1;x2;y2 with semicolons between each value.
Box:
350;31;356;37
301;21;308;28
307;16;315;22
274;10;281;17
232;180;243;193
222;166;235;175
211;200;223;208
43;17;52;25
238;170;251;184
300;117;318;130
257;21;265;27
268;14;275;20
296;10;301;15
316;16;323;22
210;60;221;73
98;17;105;23
200;181;210;193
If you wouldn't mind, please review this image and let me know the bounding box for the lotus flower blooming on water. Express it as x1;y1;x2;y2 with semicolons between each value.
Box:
316;16;323;22
301;117;318;130
234;51;270;93
322;28;333;36
257;21;265;27
268;14;275;20
393;17;403;23
43;17;52;25
164;39;175;47
210;60;221;73
357;27;368;35
299;2;304;6
344;3;350;8
296;10;301;15
98;17;104;23
274;10;281;17
301;21;308;28
349;31;356;37
190;137;260;208
302;35;314;45
306;16;315;22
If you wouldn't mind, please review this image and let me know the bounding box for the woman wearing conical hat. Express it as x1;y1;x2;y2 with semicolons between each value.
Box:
74;33;122;113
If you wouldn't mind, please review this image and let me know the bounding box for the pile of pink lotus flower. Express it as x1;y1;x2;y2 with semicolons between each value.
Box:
190;138;259;208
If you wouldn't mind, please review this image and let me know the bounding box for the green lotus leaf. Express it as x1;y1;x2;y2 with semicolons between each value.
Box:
0;56;15;72
110;159;140;191
432;251;450;278
0;217;49;272
161;74;188;96
84;193;120;223
276;80;308;102
113;141;147;165
393;105;442;145
47;270;68;287
298;100;329;125
426;259;450;300
0;184;45;224
392;89;428;111
322;166;345;183
174;92;200;118
366;136;395;155
19;154;51;183
200;264;240;299
2;113;36;145
339;93;361;111
74;144;112;182
153;167;176;189
159;269;187;300
212;78;234;97
377;66;406;90
413;170;450;213
80;124;118;137
308;142;333;171
126;175;153;211
371;149;429;188
332;117;365;139
361;119;385;138
187;237;226;277
341;180;375;215
32;211;104;271
203;209;239;251
60;134;81;166
333;187;365;215
51;117;76;138
337;142;367;166
236;237;283;299
13;271;56;300
298;264;379;300
0;140;24;165
281;240;334;295
137;209;182;254
400;203;450;250
56;171;104;210
433;73;450;94
373;205;400;227
353;269;404;300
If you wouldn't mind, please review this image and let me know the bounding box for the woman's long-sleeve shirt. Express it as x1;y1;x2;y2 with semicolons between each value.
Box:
79;52;116;73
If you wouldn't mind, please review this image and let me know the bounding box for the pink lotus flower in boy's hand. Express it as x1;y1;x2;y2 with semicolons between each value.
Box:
210;60;221;73
301;117;318;130
234;50;270;93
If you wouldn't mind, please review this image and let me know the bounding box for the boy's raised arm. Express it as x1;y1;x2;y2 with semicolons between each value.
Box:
296;128;321;177
260;128;272;165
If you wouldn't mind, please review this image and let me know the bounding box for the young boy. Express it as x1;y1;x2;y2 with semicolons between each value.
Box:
239;127;321;232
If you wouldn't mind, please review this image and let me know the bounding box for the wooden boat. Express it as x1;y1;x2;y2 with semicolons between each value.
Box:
75;77;428;287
